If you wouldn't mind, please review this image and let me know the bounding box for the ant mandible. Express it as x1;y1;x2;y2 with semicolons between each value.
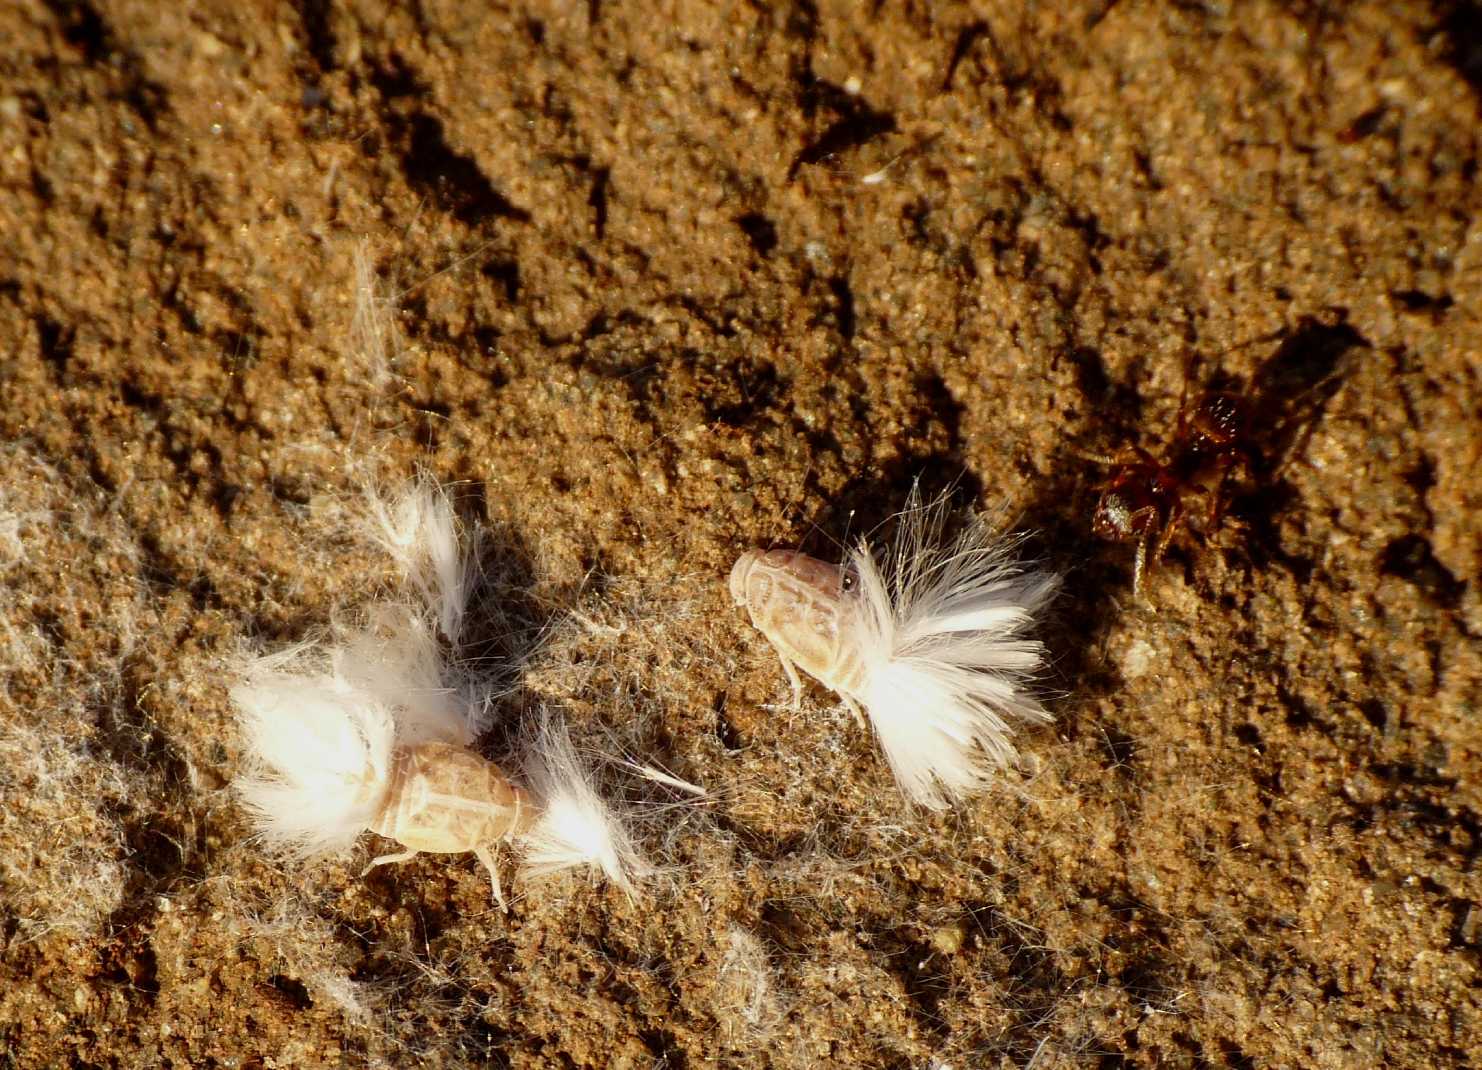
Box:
1088;382;1258;597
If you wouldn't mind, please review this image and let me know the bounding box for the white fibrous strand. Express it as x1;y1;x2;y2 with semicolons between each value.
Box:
335;603;473;748
349;241;400;389
516;715;650;895
731;488;1058;808
849;495;1059;807
363;476;477;646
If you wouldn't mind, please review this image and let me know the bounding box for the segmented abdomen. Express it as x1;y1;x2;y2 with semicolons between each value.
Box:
371;741;532;855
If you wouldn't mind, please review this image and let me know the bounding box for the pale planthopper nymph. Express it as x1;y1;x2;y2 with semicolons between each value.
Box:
731;488;1059;808
364;740;534;904
232;479;648;907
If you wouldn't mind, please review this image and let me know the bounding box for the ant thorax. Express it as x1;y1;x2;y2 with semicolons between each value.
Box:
1089;387;1257;595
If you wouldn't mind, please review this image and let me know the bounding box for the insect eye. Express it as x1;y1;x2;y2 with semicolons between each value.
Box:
840;568;858;593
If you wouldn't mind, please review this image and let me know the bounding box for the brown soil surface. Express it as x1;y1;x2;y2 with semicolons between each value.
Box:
2;1;1479;1067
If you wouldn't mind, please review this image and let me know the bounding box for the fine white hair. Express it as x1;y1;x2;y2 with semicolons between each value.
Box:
848;490;1059;808
233;479;484;854
516;715;649;896
331;603;473;747
232;479;652;897
232;643;399;857
363;476;477;646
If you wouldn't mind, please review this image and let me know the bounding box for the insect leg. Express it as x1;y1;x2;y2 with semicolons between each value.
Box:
1205;474;1229;530
474;845;508;913
1156;503;1181;557
362;848;419;877
1132;532;1149;599
776;649;805;709
1071;444;1155;468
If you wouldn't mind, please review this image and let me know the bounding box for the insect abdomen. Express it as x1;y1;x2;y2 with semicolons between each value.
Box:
371;742;532;855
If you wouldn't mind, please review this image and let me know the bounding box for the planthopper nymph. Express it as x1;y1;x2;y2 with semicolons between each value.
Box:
731;488;1058;809
231;599;649;908
232;479;648;907
364;740;534;904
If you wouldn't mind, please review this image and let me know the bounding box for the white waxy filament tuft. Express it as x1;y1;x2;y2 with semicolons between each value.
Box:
732;488;1058;808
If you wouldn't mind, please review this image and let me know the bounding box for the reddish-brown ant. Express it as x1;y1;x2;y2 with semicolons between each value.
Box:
1087;383;1258;597
1082;317;1361;597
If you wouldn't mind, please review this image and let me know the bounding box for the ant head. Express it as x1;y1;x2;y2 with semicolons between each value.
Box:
1092;491;1136;541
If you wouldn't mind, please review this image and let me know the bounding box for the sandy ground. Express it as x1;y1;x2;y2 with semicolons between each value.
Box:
1;1;1479;1067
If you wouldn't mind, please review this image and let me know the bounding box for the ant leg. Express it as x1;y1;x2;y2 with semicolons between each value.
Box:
1226;446;1261;525
362;848;418;877
1071;444;1155;468
1154;502;1183;564
1132;534;1149;599
474;845;508;912
1206;475;1231;531
1175;346;1214;438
